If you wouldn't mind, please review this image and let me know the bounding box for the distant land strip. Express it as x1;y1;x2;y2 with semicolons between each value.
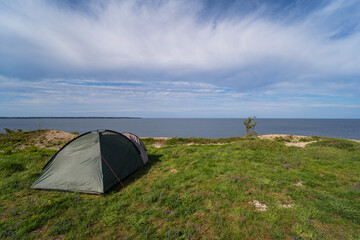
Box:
0;117;142;119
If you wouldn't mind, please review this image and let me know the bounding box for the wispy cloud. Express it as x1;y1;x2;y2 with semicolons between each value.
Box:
0;75;358;118
1;0;359;73
0;0;359;117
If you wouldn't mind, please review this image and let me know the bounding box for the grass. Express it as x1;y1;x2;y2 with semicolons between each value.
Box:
141;136;246;147
1;130;360;239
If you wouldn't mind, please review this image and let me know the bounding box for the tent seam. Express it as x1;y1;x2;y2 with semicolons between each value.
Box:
98;131;105;194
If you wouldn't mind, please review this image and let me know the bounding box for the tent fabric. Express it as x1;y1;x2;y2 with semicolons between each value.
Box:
122;132;149;165
31;130;148;194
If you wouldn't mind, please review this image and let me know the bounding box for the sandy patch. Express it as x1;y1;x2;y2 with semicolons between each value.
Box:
153;143;164;148
285;141;316;147
280;203;294;208
32;130;77;150
249;200;267;212
258;134;317;148
258;134;312;141
295;180;304;187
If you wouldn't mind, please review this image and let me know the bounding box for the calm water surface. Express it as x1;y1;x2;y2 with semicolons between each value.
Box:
0;118;359;139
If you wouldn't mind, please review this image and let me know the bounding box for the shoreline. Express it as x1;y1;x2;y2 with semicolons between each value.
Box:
1;118;359;140
5;130;357;150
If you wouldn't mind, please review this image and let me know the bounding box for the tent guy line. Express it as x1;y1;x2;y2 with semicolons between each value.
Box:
101;154;137;203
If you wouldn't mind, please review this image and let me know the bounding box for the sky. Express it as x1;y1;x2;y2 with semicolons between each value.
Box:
0;0;359;118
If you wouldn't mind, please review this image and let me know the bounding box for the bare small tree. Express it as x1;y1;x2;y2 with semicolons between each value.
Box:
243;116;258;137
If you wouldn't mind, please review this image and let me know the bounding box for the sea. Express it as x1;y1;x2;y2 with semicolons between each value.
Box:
0;118;359;140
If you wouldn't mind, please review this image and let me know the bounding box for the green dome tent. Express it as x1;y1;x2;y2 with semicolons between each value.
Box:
31;130;148;194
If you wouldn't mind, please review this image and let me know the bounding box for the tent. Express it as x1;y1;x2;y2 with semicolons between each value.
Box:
31;130;148;194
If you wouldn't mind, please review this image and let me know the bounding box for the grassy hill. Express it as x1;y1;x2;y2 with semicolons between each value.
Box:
1;130;359;239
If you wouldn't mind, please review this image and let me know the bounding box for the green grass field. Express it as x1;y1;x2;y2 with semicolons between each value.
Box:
1;130;359;239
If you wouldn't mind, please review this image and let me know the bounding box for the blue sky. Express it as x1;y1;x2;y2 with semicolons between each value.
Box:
0;0;359;118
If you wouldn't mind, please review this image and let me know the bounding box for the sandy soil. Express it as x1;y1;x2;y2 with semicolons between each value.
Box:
32;130;77;150
258;134;316;148
249;200;267;212
258;134;310;141
295;180;304;186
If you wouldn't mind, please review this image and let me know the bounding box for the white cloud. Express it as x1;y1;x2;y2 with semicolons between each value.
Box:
1;0;359;75
0;75;358;118
0;0;359;117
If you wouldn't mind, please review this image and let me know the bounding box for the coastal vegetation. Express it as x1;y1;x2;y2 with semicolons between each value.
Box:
0;130;359;239
243;116;258;137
